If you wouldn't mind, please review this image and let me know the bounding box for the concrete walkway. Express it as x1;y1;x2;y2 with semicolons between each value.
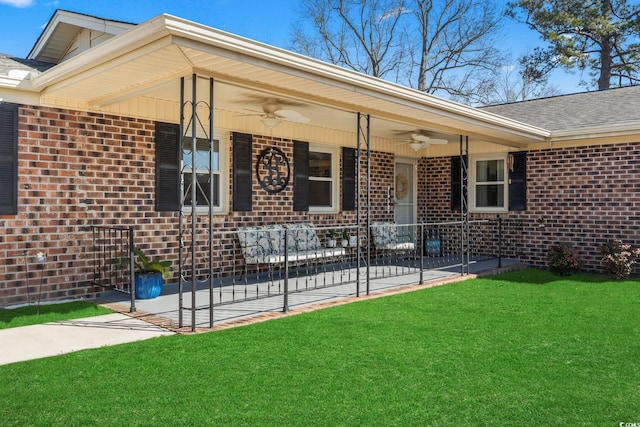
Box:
0;313;174;366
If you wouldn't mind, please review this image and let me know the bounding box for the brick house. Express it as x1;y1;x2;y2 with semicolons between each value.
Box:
0;10;638;307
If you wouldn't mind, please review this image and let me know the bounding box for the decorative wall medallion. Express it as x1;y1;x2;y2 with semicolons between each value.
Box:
256;147;290;194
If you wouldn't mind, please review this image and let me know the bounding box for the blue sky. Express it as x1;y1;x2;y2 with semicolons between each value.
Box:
0;0;582;93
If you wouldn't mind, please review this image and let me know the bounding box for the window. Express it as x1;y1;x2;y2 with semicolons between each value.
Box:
182;134;227;212
470;154;507;211
182;137;220;208
309;145;338;212
451;152;527;212
472;158;507;210
154;122;228;213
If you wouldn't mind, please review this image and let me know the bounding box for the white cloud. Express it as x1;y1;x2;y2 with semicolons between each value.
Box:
0;0;35;7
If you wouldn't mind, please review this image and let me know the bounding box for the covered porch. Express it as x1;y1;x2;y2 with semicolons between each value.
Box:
25;12;544;326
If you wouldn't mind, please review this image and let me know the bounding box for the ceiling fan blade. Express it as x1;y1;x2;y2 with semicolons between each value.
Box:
274;109;309;124
428;138;448;145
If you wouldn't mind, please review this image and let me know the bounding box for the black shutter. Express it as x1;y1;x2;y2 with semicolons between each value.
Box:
155;122;180;212
0;103;18;215
509;151;527;211
450;155;467;211
342;147;356;211
293;140;309;211
233;132;252;211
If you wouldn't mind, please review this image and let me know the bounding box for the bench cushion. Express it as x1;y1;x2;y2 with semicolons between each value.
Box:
237;226;273;264
285;223;322;251
371;222;399;248
238;223;334;265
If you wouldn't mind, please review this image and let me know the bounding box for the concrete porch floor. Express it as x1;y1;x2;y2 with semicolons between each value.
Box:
98;257;526;332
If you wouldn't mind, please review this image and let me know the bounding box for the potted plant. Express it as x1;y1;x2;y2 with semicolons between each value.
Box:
327;229;338;248
133;247;172;299
341;229;350;247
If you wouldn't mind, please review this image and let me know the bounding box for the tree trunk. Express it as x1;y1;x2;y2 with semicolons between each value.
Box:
599;40;612;90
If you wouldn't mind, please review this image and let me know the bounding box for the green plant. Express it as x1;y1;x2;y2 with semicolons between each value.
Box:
134;247;172;280
547;242;581;276
601;240;640;279
342;229;350;240
327;229;338;239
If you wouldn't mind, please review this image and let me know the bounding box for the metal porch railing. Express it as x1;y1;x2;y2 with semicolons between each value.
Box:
91;225;135;313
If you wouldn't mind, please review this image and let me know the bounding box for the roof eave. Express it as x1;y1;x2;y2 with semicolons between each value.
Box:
30;13;550;143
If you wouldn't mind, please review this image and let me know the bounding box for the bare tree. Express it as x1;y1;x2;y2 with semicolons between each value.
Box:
291;0;407;78
291;0;506;103
474;54;562;105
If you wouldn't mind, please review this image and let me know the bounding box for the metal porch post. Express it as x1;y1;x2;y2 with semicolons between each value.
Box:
356;112;371;297
459;135;469;275
178;74;216;331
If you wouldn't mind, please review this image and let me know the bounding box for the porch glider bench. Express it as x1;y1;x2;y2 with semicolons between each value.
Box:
371;222;416;251
237;223;346;266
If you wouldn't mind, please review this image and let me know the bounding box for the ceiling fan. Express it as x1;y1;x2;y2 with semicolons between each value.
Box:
241;98;310;128
397;132;448;151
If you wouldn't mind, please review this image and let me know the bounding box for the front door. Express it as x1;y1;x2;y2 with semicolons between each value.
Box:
394;159;416;226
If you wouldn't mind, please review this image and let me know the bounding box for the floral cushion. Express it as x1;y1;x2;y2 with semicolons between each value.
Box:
237;226;272;262
238;223;324;264
371;222;399;247
267;225;287;254
285;223;322;252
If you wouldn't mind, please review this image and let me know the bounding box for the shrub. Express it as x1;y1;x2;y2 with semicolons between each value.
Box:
547;242;581;276
601;240;640;279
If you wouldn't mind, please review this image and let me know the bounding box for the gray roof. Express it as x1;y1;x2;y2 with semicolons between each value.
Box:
0;54;55;76
481;85;640;131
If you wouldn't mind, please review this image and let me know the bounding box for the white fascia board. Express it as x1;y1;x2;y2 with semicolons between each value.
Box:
549;122;640;142
0;86;40;105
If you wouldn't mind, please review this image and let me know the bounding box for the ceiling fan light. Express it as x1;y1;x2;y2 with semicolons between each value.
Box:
261;117;281;128
409;141;424;151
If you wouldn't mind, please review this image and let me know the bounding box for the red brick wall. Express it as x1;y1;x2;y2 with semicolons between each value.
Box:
420;143;640;272
0;105;397;306
3;104;637;306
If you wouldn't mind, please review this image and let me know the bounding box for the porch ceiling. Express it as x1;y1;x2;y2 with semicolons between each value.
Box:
30;13;550;148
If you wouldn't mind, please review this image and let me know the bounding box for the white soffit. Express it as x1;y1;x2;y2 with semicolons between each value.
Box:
31;13;549;145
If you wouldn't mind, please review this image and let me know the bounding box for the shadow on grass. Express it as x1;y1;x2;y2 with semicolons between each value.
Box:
486;268;633;285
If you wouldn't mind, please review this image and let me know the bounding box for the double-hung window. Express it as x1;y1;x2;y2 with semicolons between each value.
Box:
471;154;507;211
181;133;228;213
308;145;338;212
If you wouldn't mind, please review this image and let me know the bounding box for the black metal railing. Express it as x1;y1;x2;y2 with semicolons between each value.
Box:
91;225;135;312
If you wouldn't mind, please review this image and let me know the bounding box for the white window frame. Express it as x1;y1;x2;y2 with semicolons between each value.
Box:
469;153;508;213
309;144;339;213
181;130;229;215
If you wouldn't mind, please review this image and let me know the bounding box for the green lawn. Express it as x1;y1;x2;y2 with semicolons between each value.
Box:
1;269;639;426
0;301;113;329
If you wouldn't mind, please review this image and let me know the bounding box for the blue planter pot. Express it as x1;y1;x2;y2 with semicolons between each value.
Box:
134;273;163;299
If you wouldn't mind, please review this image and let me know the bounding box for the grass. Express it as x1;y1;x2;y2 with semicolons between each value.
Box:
1;269;639;426
0;301;113;329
